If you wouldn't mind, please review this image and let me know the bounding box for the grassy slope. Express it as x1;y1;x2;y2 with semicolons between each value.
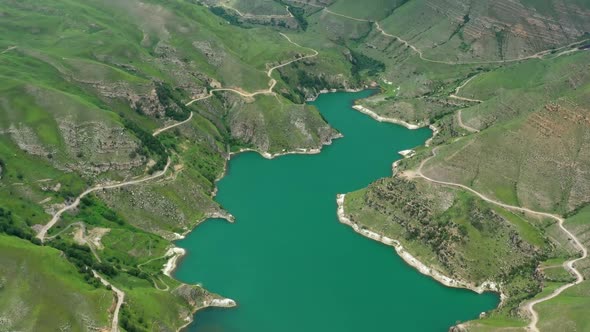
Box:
0;234;111;331
531;206;590;331
327;0;407;20
377;0;590;62
228;0;289;15
422;52;590;215
281;0;590;62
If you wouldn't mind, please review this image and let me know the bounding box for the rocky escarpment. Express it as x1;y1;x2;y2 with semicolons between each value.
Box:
197;0;300;29
224;93;340;154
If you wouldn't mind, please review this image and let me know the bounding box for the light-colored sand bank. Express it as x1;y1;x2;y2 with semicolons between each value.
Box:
163;247;187;277
398;149;415;158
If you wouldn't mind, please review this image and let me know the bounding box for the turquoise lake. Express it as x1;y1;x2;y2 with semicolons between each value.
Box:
174;90;499;331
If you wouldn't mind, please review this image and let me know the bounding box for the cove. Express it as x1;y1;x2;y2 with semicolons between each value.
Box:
174;90;499;332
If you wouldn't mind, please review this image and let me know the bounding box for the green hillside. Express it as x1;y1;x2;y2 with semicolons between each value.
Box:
0;234;111;331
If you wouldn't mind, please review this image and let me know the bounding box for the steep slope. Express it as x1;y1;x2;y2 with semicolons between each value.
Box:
0;234;111;331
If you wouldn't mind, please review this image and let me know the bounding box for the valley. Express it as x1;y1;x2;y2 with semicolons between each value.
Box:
0;0;589;331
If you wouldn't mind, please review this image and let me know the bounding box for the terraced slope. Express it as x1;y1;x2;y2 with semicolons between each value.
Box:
422;52;590;214
286;0;590;62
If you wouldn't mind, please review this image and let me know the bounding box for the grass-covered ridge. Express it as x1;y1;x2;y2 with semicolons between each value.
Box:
0;234;111;331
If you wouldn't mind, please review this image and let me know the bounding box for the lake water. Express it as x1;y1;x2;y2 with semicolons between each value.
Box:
175;90;498;332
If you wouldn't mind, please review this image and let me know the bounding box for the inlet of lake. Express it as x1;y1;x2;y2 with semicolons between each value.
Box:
174;90;499;331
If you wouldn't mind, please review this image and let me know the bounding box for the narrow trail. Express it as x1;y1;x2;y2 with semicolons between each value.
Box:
153;111;193;136
137;254;171;291
375;22;589;65
156;33;319;136
456;109;479;133
539;264;569;271
219;4;293;19
153;276;170;291
411;147;588;332
46;221;104;262
1;46;17;54
36;158;172;241
324;8;371;22
44;221;84;241
93;270;125;332
450;76;481;133
376;20;587;65
449;75;483;103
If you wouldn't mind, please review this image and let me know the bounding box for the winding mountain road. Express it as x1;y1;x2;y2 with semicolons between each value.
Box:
455;109;479;133
36;158;173;330
93;270;125;332
219;3;293;19
186;32;318;105
412;148;587;332
449;75;483;103
36;158;172;242
156;32;319;136
36;159;172;329
450;76;482;133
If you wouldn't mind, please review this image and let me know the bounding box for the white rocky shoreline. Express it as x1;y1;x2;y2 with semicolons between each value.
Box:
229;132;343;160
350;104;441;148
336;194;506;303
176;296;237;332
163;245;237;332
352;105;423;130
162;247;187;277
